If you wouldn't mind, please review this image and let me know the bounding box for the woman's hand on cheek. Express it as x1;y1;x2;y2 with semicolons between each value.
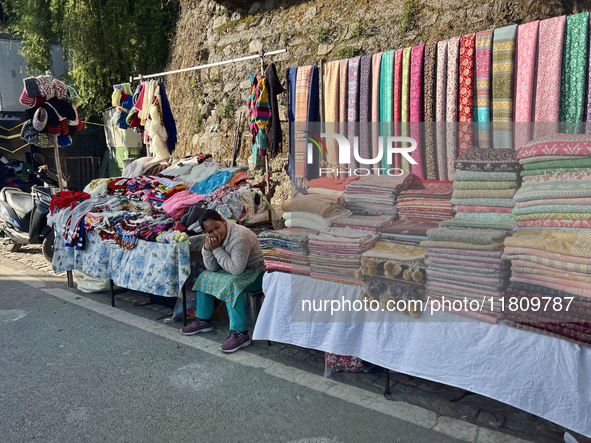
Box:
209;236;222;250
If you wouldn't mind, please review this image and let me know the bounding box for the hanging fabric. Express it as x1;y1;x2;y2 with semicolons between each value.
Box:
491;24;518;150
514;21;539;150
474;30;493;149
534;15;566;139
380;50;395;170
286;67;298;179
559;12;589;134
246;74;271;160
265;63;284;158
423;42;438;180
392;48;404;170
401;47;412;173
371;52;383;172
347;57;361;171
338;59;349;170
323;61;340;167
446;36;460;178
458;33;475;155
410;44;425;178
294;66;312;179
436;40;448;180
306;65;320;180
359;54;373;162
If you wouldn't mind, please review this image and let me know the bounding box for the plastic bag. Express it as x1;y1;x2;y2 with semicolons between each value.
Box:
72;269;114;293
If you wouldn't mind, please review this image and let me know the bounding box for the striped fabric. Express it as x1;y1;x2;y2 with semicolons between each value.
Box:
559;12;589;134
338;59;349;168
380;50;395;170
423;42;438;180
410;44;425;178
491;24;518;149
514;21;539;150
436;40;448;180
294;66;313;178
286;68;297;178
347;57;361;170
371;52;383;171
359;54;373;161
446;36;460;178
393;48;404;169
534;16;566;139
323;61;340;167
401;47;412;173
458;33;475;155
474;30;493;148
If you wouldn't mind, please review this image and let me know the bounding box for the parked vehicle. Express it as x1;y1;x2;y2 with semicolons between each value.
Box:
0;184;55;262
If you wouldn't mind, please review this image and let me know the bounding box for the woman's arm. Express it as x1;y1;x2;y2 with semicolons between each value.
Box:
202;237;221;271
211;240;250;275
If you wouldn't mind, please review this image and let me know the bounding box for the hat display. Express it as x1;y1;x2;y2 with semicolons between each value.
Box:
52;79;68;100
33;107;48;131
23;77;41;97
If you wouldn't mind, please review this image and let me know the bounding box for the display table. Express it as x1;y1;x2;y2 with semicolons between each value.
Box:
52;231;190;298
253;271;591;438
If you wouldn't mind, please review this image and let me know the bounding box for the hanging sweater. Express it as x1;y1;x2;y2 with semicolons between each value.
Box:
264;63;284;157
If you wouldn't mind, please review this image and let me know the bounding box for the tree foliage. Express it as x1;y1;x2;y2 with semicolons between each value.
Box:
3;0;179;118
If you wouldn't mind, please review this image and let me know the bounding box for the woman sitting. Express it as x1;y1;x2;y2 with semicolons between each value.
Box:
181;209;264;353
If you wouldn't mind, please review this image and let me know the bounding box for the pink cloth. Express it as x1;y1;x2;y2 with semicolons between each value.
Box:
428;248;503;258
427;270;505;286
515;219;591;229
428;281;501;297
393;48;404;170
503;246;591;265
516;197;591;208
518;133;591;158
514;21;539;150
510;259;591;278
436;40;448;180
533;16;567;139
511;272;591;291
510;276;591;298
410;44;425;178
161;190;206;213
455;205;513;214
428;257;505;269
446;36;461;179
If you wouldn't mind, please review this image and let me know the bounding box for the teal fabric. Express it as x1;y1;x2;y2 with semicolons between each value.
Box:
512;204;591;215
453;170;519;182
193;268;263;307
380;50;395;169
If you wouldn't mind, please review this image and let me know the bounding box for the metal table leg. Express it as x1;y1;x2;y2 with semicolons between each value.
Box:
67;270;74;288
384;368;391;396
109;279;115;307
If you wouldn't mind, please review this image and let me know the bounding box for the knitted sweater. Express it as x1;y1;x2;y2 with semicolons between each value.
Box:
202;219;264;275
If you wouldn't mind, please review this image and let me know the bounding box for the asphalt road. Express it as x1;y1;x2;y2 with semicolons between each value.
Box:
0;264;468;443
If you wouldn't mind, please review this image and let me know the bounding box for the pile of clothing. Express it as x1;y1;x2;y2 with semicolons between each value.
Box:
258;228;317;275
379;219;439;247
281;195;350;231
308;228;379;285
306;176;359;199
330;214;395;234
343;173;413;216
397;178;454;222
122;154;212;179
421;227;511;324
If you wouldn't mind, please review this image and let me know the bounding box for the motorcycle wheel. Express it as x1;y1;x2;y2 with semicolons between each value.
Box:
3;241;22;252
42;231;55;262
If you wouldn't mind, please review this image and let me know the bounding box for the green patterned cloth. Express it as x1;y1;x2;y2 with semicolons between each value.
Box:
380;50;395;170
522;157;591;170
400;47;412;172
521;167;588;176
426;227;509;244
193;269;263;307
440;213;515;230
559;12;589;133
514;212;591;221
452;189;517;199
450;197;516;208
453;180;519;190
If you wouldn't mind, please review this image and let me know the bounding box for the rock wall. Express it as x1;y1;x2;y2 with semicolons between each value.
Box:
165;0;590;202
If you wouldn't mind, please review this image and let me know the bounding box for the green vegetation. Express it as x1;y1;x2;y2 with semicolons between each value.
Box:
351;20;370;38
335;43;359;59
216;100;235;119
1;0;179;119
400;0;416;35
311;21;329;43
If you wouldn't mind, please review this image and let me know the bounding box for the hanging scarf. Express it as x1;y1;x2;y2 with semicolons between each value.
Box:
410;44;425;178
371;52;383;172
246;74;271;160
392;48;404;170
359;54;373;162
347;57;361;171
338;59;349;169
286;67;298;178
436;40;448;180
514;22;539;150
474;30;493;149
559;12;589;134
423;42;438;180
534;15;566;139
265;63;284;158
323;60;340;167
306;65;320;180
294;66;312;179
380;50;395;170
492;24;518;150
446;36;461;178
401;47;412;173
458;33;475;155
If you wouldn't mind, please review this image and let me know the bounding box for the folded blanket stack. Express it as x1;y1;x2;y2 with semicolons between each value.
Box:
308;228;379;286
306;176;359;198
281;195;351;231
356;240;428;318
397;178;454;222
421;227;511;324
343;172;413;216
502;229;591;346
258;227;317;275
331;214;395;234
442;147;520;231
379;219;440;247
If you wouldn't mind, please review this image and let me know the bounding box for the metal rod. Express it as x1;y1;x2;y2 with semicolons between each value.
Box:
131;49;287;81
230;111;243;167
183;282;187;327
53;136;64;192
110;279;115;307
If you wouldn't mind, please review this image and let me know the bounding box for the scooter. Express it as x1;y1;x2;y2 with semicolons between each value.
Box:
0;184;55;262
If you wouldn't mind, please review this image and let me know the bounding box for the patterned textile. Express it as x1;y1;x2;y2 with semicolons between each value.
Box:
453;170;519;181
338;59;349;125
514;21;539;150
371;52;383;171
514;180;591;202
423;42;438;180
446;36;461;178
380;50;395;170
450;197;515;208
392;48;404;170
410;44;425;178
516;196;591;207
534;16;567;139
361;241;426;262
492;24;518;149
454;146;520;171
359;55;373;162
53;231;190;298
441;213;515;230
519;154;589;164
475;30;493;148
286;67;297;178
436;40;449;179
193;268;263;307
427;227;508;245
514;213;591;221
295;66;313;178
401;47;412;173
522;157;591;170
348;57;361;170
453;180;518;190
516;219;591;229
452;189;517;199
380;219;439;236
504;229;591;257
458;33;475;155
421;240;505;251
513;204;591;215
399;179;454;196
518;133;591;159
455;205;514;214
559;12;589;133
323;61;340;167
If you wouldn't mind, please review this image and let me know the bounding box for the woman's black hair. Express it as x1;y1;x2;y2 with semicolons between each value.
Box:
199;209;223;230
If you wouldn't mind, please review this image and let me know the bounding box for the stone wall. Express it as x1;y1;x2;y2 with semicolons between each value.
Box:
165;0;589;202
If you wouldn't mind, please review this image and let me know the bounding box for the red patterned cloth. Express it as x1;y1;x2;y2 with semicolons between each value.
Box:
410;44;425;178
325;353;363;372
50;191;91;215
393;48;404;170
458;33;475;155
399;178;454;197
